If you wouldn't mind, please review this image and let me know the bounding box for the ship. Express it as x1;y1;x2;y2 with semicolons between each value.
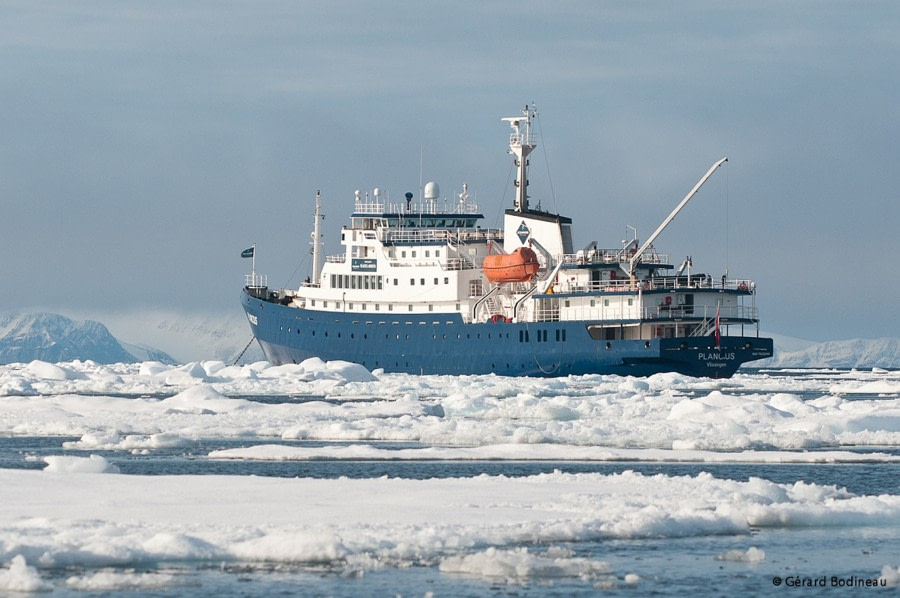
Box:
240;106;773;377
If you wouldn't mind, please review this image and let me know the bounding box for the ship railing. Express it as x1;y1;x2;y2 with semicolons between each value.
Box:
549;277;755;295
442;257;475;271
528;304;758;323
354;199;481;215
381;229;452;244
244;273;267;288
379;227;503;245
641;277;754;292
562;248;670;266
643;304;758;321
509;130;534;147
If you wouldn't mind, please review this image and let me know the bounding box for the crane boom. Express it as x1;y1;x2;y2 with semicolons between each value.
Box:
628;157;728;279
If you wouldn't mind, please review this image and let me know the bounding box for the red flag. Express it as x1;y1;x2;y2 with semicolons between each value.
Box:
714;305;721;348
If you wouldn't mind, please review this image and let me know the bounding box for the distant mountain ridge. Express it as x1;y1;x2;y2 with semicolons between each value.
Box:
0;312;175;365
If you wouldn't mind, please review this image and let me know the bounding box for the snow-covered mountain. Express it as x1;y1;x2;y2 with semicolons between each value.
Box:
759;335;900;369
97;309;264;364
0;313;175;365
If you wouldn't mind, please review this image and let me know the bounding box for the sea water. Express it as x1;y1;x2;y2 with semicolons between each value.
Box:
1;362;899;596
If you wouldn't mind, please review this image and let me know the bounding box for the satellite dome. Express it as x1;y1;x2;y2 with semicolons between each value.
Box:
423;181;440;200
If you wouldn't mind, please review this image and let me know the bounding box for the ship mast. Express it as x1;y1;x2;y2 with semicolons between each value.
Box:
310;190;324;285
502;105;537;213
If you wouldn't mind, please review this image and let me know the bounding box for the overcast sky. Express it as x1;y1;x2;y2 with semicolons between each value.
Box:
2;1;898;343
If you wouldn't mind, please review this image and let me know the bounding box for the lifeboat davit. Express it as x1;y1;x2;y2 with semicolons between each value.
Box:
482;247;540;283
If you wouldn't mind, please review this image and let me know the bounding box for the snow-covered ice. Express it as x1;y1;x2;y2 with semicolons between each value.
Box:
1;469;899;571
0;358;899;590
2;359;900;451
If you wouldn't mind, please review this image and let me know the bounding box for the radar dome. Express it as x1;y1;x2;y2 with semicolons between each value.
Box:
424;181;440;200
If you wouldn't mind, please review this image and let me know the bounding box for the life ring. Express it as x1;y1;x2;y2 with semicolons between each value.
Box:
738;282;749;291
664;296;672;306
489;314;508;323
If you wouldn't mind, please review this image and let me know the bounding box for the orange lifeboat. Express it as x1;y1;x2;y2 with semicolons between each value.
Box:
482;247;540;283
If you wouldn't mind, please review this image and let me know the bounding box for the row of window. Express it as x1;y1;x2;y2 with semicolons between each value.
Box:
279;323;569;344
328;274;452;290
518;329;568;343
393;249;442;259
330;274;384;290
309;300;462;313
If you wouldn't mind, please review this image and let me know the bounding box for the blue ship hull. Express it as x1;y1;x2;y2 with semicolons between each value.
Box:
242;288;773;378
